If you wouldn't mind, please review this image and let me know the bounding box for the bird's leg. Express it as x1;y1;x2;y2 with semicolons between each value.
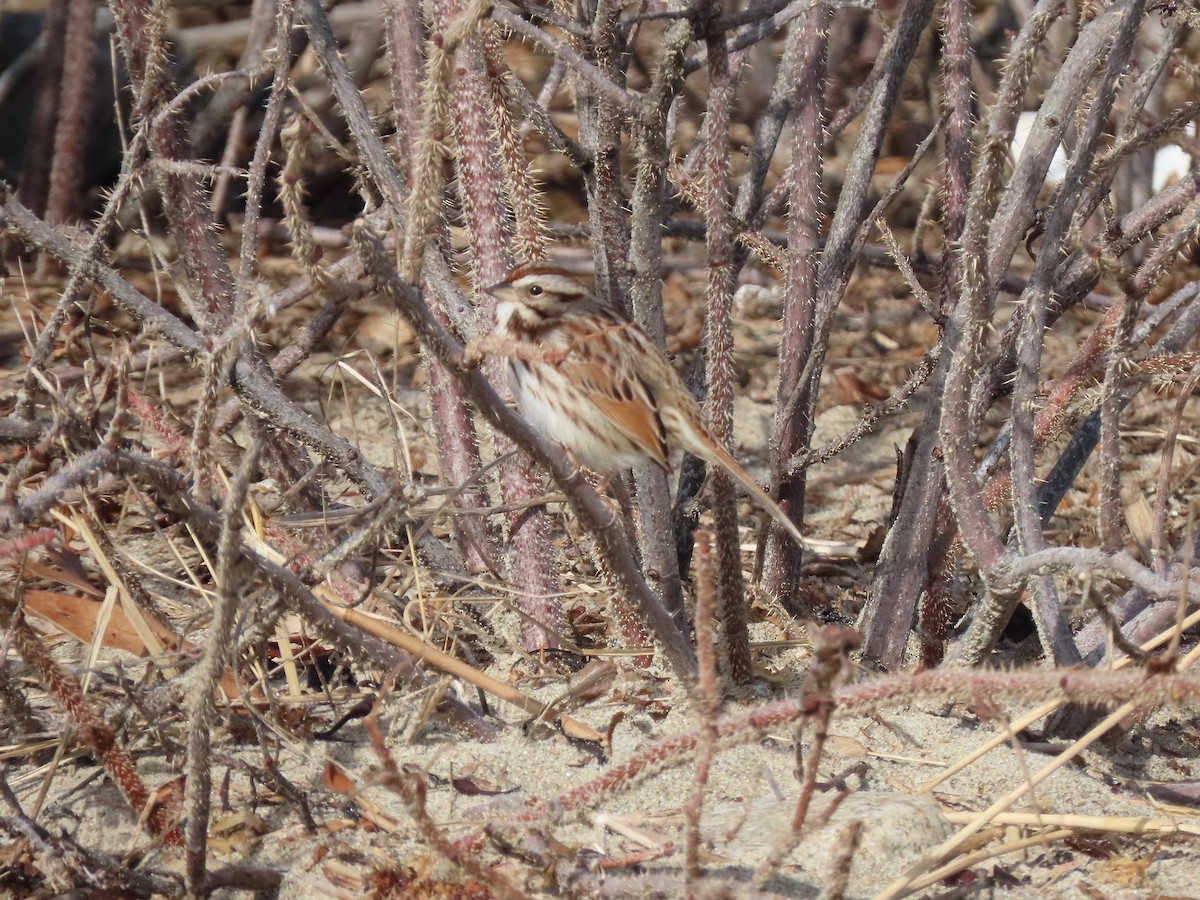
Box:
460;334;502;369
590;473;613;496
462;335;568;369
572;466;622;525
592;475;624;528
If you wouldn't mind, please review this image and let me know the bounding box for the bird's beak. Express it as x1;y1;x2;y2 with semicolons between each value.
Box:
485;280;517;302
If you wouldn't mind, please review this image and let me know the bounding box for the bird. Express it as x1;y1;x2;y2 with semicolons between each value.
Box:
482;264;807;550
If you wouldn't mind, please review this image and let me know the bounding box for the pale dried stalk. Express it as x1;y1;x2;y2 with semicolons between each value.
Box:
482;26;550;262
109;0;236;328
441;0;565;651
400;0;490;279
701;13;751;683
183;439;264;891
43;0;99;230
761;10;829;607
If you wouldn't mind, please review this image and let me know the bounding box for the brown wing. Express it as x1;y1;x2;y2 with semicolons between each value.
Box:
568;356;671;470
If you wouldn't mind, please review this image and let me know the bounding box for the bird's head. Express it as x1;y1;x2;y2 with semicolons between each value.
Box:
487;265;591;325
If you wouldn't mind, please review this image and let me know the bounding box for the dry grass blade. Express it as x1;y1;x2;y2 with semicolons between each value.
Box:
247;536;604;744
920;601;1200;797
879;641;1200;899
6;0;1200;894
943;811;1200;836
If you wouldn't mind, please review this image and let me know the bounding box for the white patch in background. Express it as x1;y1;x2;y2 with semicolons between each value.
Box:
1153;122;1197;193
1011;112;1196;193
1011;110;1070;185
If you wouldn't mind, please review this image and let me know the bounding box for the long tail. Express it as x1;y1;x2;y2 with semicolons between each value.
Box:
701;441;808;551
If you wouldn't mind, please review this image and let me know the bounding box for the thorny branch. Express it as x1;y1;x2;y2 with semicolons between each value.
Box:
4;0;1200;892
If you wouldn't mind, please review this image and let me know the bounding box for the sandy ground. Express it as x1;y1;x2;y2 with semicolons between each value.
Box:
5;281;1200;899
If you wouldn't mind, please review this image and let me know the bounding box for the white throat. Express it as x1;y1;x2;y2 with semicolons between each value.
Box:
493;299;524;333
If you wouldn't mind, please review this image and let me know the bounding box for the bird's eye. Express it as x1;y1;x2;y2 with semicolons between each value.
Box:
528;285;543;296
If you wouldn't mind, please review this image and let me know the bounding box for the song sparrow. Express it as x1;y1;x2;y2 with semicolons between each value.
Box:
481;264;806;549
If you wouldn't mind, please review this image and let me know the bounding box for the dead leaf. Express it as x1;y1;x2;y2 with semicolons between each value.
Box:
23;589;173;656
826;734;869;759
324;762;357;795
